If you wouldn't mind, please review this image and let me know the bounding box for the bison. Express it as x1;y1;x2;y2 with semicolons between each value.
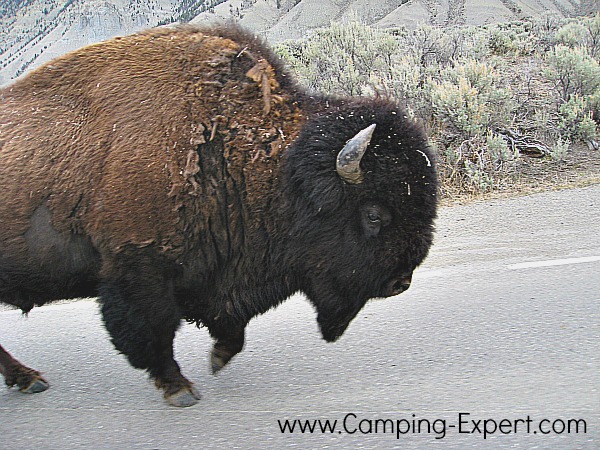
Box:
0;24;437;406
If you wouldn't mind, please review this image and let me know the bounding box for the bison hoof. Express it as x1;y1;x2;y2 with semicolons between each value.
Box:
165;386;201;407
19;377;50;394
210;350;231;374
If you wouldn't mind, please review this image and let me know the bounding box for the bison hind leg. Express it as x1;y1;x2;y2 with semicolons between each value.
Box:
99;281;200;407
0;344;49;394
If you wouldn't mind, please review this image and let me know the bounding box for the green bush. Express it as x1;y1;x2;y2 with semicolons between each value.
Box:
558;95;598;142
428;60;514;137
429;76;483;137
275;18;398;96
488;20;538;56
545;44;600;101
555;14;600;59
544;42;600;143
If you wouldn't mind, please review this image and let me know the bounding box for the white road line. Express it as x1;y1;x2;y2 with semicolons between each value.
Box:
508;256;600;270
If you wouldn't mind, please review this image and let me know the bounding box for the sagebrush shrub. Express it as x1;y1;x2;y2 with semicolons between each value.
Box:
545;44;600;101
276;15;599;196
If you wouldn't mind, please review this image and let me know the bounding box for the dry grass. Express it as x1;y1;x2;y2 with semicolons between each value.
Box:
439;143;600;205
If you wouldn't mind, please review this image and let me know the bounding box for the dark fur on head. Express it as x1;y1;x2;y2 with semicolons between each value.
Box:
280;97;437;341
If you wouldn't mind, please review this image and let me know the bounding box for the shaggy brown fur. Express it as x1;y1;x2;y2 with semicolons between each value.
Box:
1;25;303;260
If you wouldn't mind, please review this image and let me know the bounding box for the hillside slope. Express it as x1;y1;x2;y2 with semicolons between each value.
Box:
1;0;179;85
196;0;591;39
1;0;596;86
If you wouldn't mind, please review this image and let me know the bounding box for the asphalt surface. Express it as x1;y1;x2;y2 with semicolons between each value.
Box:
1;185;599;449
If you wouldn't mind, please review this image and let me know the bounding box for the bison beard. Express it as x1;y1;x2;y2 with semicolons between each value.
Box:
0;24;438;406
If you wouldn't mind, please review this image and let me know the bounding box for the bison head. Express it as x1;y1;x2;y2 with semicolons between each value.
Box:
281;99;437;342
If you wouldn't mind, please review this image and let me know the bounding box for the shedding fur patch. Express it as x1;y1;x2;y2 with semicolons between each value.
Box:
246;59;279;114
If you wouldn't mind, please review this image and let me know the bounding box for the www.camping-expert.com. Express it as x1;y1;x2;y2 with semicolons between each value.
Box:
277;412;588;440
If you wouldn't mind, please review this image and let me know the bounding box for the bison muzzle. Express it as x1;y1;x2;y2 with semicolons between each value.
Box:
0;24;437;406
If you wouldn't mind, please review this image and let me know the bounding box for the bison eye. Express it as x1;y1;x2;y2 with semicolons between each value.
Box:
361;204;391;238
367;212;381;223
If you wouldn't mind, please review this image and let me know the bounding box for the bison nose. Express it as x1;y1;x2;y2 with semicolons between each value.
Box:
383;273;412;297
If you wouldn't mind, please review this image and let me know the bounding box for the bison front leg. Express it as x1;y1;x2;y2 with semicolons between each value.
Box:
0;344;49;394
98;259;200;407
209;325;245;374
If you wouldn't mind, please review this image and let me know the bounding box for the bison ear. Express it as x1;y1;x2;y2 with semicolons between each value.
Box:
336;124;376;184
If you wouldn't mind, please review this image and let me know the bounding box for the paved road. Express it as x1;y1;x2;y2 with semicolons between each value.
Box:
1;185;599;449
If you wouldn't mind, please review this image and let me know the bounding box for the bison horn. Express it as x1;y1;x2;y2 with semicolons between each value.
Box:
336;124;376;184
